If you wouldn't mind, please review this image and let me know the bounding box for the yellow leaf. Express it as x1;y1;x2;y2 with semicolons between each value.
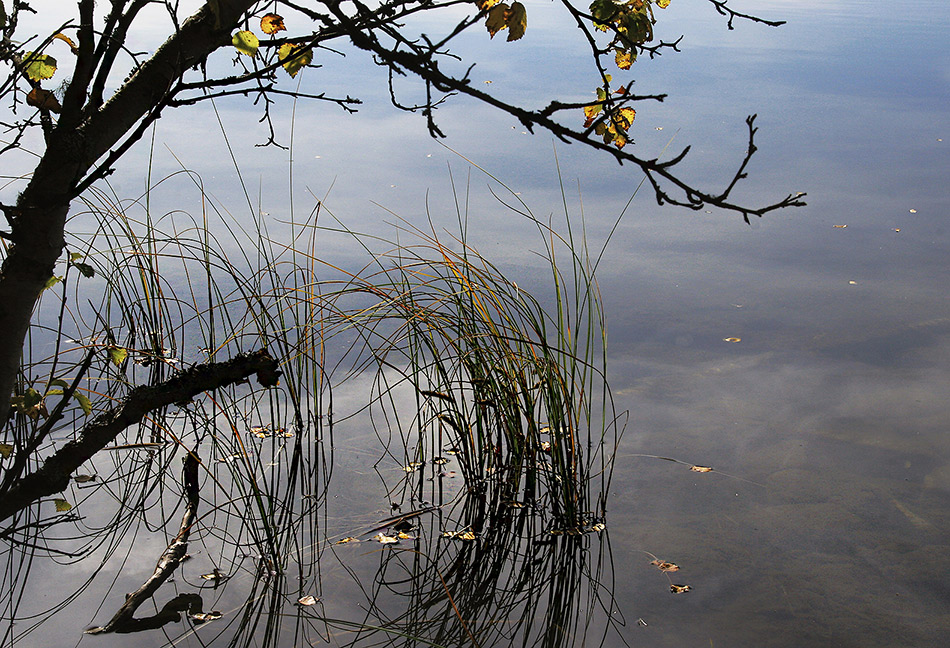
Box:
615;49;632;70
54;498;72;512
670;584;691;594
278;43;312;78
53;32;79;54
657;0;671;8
0;444;13;459
231;30;259;57
650;559;680;572
690;465;713;473
297;595;318;606
475;0;498;8
373;532;398;544
722;337;741;343
260;13;286;35
334;537;360;544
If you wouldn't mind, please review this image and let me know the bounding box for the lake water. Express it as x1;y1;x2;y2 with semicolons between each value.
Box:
4;1;950;646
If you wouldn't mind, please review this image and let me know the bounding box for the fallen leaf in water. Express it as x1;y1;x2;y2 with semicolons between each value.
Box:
539;441;552;452
909;209;917;213
54;498;72;512
297;595;319;606
723;337;741;343
651;559;680;572
432;456;449;465
588;522;606;533
670;584;691;594
373;533;398;544
396;531;415;540
442;530;476;541
848;280;857;285
191;611;222;622
200;569;226;581
73;474;96;483
335;537;359;544
894;228;901;232
690;465;713;473
250;425;291;438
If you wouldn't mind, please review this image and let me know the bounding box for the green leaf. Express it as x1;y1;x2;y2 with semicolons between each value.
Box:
48;379;69;390
23;51;57;81
74;392;92;416
54;498;73;512
231;30;259;57
589;0;618;25
43;275;62;291
0;444;13;459
278;43;313;78
486;4;509;38
72;263;95;278
506;2;527;41
108;347;127;366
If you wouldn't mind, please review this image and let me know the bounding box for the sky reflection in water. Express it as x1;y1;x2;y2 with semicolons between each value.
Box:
7;0;950;645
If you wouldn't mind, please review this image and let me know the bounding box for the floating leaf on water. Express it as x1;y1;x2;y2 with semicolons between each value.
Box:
444;447;460;455
539;441;552;452
297;595;319;606
54;498;72;512
723;337;741;343
396;531;415;540
250;425;291;438
670;584;691;594
0;444;13;459
403;461;424;472
373;533;398;544
894;228;901;232
832;224;847;228
73;474;96;483
442;530;476;541
260;13;286;34
334;537;359;545
650;559;680;572
107;346;127;366
200;568;226;581
909;209;917;213
191;611;222;622
504;500;526;508
637;618;648;627
217;453;242;463
588;522;606;533
690;465;713;473
432;456;449;465
848;280;857;285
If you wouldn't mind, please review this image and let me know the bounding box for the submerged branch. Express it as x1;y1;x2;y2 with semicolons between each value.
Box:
85;452;202;634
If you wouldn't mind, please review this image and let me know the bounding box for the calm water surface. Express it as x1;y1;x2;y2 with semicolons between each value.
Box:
6;1;950;646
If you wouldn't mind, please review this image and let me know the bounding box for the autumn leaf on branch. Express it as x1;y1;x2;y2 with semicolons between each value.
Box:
278;43;313;78
485;2;527;41
260;13;286;35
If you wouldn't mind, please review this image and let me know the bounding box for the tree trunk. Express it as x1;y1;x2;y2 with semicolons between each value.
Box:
0;0;256;425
